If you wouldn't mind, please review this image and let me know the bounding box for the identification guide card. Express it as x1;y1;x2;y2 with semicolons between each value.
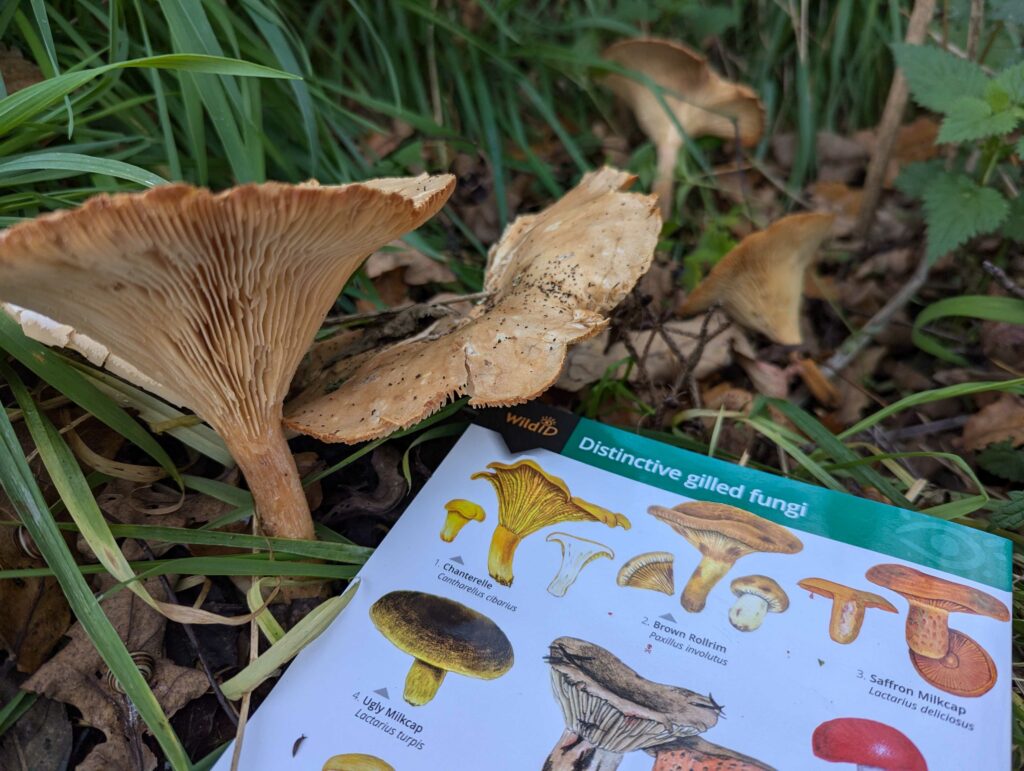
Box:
218;406;1013;771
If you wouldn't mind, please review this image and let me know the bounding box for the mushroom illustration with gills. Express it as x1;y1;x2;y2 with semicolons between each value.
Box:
677;212;835;345
369;590;513;706
798;578;897;644
322;754;395;771
812;717;927;771
728;575;788;632
545;532;613;597
439;499;485;543
647;502;803;612
543;636;721;770
645;735;776;771
866;563;1009;697
472;459;630;586
617;552;675;595
0;177;454;541
600;38;764;217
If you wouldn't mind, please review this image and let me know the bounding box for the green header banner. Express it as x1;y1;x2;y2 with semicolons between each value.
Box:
562;418;1011;591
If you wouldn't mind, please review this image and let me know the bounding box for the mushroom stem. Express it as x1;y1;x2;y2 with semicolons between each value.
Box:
543;729;623;771
681;556;733;612
830;598;867;645
653;135;682;219
729;593;769;632
403;658;447;706
905;603;950;658
440;513;468;542
487;524;522;587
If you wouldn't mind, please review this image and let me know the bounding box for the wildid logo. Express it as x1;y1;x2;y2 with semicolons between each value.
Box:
505;412;559;437
469;401;580;453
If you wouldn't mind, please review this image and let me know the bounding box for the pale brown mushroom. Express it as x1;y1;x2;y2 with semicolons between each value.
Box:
0;177;454;540
677;212;835;345
601;37;764;217
798;577;897;644
285;167;659;443
729;575;789;632
617;552;675;595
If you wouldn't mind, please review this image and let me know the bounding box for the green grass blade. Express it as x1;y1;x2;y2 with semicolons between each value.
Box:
912;296;1024;365
0;150;167;187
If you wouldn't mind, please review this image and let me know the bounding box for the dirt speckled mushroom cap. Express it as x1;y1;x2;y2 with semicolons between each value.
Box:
646;735;776;771
731;575;788;612
865;564;1008;620
648;501;803;560
285;167;659;443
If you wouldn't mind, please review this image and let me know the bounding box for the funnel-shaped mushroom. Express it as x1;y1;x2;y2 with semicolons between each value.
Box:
677;212;835;345
798;578;897;644
545;532;613;597
285;168;658;443
617;552;675;595
0;178;454;540
322;754;394;771
543;637;721;770
646;736;776;771
601;38;764;217
866;563;1008;697
440;499;486;543
812;718;927;770
369;590;513;706
473;460;630;586
729;575;788;632
648;502;802;612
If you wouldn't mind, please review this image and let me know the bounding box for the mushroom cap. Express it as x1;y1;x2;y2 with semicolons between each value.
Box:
322;754;395;771
443;499;486;522
616;551;675;594
369;591;513;680
731;575;789;613
798;577;897;613
910;628;998;698
546;531;614;560
865;564;1009;620
647;501;803;560
677;212;835;345
602;38;765;147
646;735;776;770
812;718;927;771
284;167;659;443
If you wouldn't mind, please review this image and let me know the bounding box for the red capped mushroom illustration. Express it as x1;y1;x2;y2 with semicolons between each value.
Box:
812;717;927;770
645;735;775;770
798;578;897;644
439;499;486;543
866;563;1009;697
545;532;613;597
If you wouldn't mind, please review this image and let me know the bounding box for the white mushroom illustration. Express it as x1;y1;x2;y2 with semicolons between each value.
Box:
545;533;613;598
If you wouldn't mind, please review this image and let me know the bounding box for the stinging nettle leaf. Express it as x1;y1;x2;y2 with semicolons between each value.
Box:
892;43;989;114
994;61;1024;103
1002;196;1024;243
988;491;1024;530
922;173;1009;260
977;442;1024;483
894;159;945;200
937;97;1020;144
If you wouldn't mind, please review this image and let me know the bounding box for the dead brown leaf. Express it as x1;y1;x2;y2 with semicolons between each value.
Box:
962;394;1024;451
0;662;71;771
364;241;457;285
702;384;755;456
854;116;939;187
0;45;43;94
830;346;887;427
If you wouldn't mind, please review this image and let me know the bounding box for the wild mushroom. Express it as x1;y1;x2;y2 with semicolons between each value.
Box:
545;532;613;597
647;502;802;613
439;499;486;543
601;38;764;217
322;754;395;771
616;551;675;595
543;636;721;770
285;167;659;443
645;735;776;771
677;212;835;345
0;177;454;541
797;578;897;644
472;459;630;587
728;575;789;632
369;590;513;706
866;563;1008;697
812;718;927;771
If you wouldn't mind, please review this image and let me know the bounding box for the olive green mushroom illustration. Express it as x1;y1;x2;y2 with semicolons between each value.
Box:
543;636;721;770
728;575;788;632
647;502;803;612
545;532;613;597
867;563;1009;697
439;499;486;543
617;552;675;595
369;590;513;706
798;577;897;644
472;459;630;586
322;754;394;771
646;736;776;771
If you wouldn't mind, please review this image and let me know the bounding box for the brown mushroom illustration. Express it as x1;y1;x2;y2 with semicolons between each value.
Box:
472;459;630;586
543;636;721;770
728;575;789;632
617;552;675;596
798;578;897;644
866;563;1008;697
677;212;835;345
322;754;395;771
369;590;513;706
646;735;776;771
0;177;454;541
647;502;802;612
545;532;613;598
600;38;764;217
439;499;486;543
812;717;927;770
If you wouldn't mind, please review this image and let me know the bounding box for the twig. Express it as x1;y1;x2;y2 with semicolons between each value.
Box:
983;260;1024;299
324;291;489;325
229;620;258;771
966;0;985;60
924;27;997;74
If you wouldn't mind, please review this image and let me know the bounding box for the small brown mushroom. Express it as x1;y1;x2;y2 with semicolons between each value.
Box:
648;502;803;612
729;575;789;632
797;577;897;644
646;735;776;771
439;499;486;542
677;212;835;345
617;552;675;595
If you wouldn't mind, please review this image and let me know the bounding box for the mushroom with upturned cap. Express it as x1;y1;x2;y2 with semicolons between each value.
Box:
812;717;927;770
543;636;721;770
646;735;776;771
648;502;802;612
369;590;513;706
439;499;485;543
728;575;788;632
545;532;613;598
798;578;897;644
617;551;675;595
322;754;394;771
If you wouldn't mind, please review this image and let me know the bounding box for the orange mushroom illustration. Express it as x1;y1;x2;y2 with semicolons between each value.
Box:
798;578;897;644
439;499;486;543
617;552;675;595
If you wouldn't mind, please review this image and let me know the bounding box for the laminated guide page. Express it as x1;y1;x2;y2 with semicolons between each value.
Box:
217;414;1012;771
